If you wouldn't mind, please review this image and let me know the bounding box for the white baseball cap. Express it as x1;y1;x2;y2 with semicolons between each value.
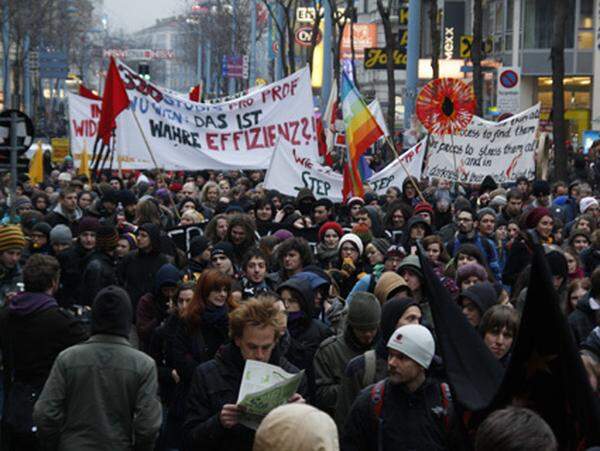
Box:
387;324;435;369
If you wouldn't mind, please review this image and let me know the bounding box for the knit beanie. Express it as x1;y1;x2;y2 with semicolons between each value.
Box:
120;233;138;250
456;262;488;286
459;281;498;315
374;271;409;304
91;286;132;338
50;224;72;245
525;207;552;230
580;196;599;214
477;207;496;221
273;229;294;242
532;180;550;197
96;226;119;252
13;196;32;211
211;241;235;261
338;233;364;255
189;236;210;258
414;202;434;217
388;324;435;369
397;255;423;280
346;196;365;207
351;223;373;246
0;225;26;252
32;222;52;238
370;238;390;257
347;292;382;330
569;228;591;245
318;221;344;242
78;216;100;234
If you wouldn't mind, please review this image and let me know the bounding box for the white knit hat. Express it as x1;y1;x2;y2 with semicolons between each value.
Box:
580;196;599;214
338;233;364;255
387;324;435;369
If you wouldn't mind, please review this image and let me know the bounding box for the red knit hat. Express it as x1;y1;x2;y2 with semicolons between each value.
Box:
318;221;344;242
414;202;434;217
525;207;552;229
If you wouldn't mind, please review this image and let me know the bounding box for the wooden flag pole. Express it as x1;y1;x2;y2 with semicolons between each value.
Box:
383;135;426;203
131;111;181;220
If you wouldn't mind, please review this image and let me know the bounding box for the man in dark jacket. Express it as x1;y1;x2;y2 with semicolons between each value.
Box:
0;254;87;450
342;325;454;451
569;267;600;346
183;297;306;451
117;223;169;319
314;292;381;417
44;186;83;233
136;263;180;353
80;225;120;305
33;286;162;451
55;216;99;308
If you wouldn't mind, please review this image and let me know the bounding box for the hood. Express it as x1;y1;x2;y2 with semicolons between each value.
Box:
9;292;58;316
373;271;408;304
459;282;498;316
365;205;384;237
376;297;420;358
254;404;339;451
53;202;83;221
292;271;328;291
139;223;161;254
575;293;596;315
406;215;432;236
277;277;315;317
582;326;600;359
154;263;180;294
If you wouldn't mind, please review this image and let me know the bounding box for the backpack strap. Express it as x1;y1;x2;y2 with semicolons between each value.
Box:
362;349;377;387
369;379;386;419
439;382;452;431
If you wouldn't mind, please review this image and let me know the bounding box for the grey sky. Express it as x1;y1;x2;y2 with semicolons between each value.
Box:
103;0;181;32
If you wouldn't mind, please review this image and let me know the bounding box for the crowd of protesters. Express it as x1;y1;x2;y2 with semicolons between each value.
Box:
0;144;599;450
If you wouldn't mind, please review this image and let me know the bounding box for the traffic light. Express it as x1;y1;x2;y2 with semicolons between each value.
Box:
138;63;151;81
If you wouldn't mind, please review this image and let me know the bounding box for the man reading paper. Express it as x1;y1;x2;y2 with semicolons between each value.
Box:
183;296;306;451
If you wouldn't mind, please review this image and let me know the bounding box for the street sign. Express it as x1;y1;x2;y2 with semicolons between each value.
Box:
364;48;407;70
497;66;521;114
222;55;245;79
0;110;35;152
39;50;69;79
459;35;493;59
103;49;175;60
295;26;322;47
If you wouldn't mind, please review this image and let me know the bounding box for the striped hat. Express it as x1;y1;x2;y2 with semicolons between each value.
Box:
0;225;26;252
96;226;119;252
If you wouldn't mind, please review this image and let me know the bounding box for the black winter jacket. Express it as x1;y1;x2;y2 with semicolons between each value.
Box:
80;251;118;305
182;343;305;451
568;294;598;347
56;243;91;308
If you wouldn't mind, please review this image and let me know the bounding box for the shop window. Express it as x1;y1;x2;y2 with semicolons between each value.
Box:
578;0;594;49
523;0;575;49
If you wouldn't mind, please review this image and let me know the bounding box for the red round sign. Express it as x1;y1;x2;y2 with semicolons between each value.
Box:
499;69;519;89
294;26;322;48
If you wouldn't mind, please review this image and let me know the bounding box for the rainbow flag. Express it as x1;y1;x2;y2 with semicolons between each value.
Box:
340;71;384;200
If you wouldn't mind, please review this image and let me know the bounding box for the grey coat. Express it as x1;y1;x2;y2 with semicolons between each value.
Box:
33;334;162;451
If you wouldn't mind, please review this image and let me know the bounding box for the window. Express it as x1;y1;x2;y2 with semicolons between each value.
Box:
578;0;594;49
523;0;575;49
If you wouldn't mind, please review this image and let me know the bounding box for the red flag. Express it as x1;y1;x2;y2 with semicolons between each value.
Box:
189;83;203;102
79;84;101;101
97;57;130;145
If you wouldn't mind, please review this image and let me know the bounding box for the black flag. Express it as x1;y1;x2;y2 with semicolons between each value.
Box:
417;246;504;411
487;244;600;449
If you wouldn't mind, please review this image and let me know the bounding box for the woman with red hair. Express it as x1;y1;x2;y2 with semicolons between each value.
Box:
168;269;232;448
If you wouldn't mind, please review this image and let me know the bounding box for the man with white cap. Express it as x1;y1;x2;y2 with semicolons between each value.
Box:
341;324;455;451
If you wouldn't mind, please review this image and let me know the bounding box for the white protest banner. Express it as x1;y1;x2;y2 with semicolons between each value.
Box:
426;104;540;184
264;140;425;202
114;61;318;170
369;139;426;192
67;92;152;169
264;140;344;201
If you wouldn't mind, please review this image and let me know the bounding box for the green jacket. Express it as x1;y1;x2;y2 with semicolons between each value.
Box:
33;334;162;451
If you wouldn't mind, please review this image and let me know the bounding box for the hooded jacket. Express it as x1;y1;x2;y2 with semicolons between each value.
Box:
117;223;170;318
81;251;118;306
0;292;87;387
183;343;306;451
334;298;420;428
254;404;339;451
459;282;498;318
136;263;180;352
402;216;432;252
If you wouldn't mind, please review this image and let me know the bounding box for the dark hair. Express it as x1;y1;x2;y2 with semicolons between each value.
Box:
455;243;488;267
506;189;523;202
243;247;268;271
566;278;590;315
383;201;413;229
226;213;257;248
24;254;61;292
474;407;557;451
479;305;520;338
457;207;476;220
276;237;313;268
590;267;600;298
59;186;77;198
